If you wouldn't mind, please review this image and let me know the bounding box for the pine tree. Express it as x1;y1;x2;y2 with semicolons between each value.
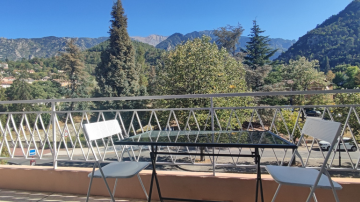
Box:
214;23;244;56
58;39;90;111
241;20;277;70
95;0;145;109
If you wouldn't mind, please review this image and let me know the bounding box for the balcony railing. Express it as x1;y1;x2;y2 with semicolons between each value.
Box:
1;89;360;174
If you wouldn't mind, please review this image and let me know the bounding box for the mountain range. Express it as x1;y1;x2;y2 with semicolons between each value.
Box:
0;32;295;61
0;36;108;61
156;30;296;60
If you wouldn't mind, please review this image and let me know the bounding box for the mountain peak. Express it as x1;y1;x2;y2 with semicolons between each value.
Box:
130;35;168;47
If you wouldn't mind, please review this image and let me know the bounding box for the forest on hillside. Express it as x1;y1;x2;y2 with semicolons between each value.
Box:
277;0;360;71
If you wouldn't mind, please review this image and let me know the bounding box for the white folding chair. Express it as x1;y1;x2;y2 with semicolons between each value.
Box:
83;120;150;202
266;118;343;202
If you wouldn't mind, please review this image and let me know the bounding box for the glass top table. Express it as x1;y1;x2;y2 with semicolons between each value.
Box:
115;130;297;202
115;130;296;149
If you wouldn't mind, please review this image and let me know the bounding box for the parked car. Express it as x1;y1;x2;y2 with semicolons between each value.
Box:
306;110;321;117
319;137;357;151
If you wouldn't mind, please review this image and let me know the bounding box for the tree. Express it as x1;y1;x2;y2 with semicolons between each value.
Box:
245;64;271;90
333;91;360;138
31;81;62;100
354;71;360;86
214;23;244;56
260;57;329;107
326;70;336;82
323;56;331;72
6;71;37;126
157;36;253;129
241;20;277;70
281;57;326;92
95;0;145;110
58;39;90;111
343;66;359;88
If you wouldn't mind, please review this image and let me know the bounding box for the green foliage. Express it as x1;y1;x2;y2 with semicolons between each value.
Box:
95;0;146;111
156;36;253;129
277;0;360;70
274;110;304;142
58;39;91;110
0;146;9;164
281;57;326;92
260;57;329;106
241;20;277;70
333;90;360;137
332;64;360;88
31;81;62;99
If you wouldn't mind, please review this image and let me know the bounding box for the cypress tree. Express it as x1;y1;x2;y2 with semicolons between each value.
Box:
58;39;90;111
242;20;277;70
324;56;331;72
95;0;145;109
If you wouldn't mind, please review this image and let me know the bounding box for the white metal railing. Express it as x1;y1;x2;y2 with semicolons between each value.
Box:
1;89;360;173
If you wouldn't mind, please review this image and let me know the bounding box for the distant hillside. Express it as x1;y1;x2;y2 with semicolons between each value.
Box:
156;30;296;60
277;0;360;70
0;36;108;61
86;39;164;69
0;31;295;61
131;34;168;46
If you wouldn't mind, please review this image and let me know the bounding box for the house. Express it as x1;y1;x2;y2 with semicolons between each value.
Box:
0;63;9;69
27;69;35;74
0;81;13;88
58;70;65;73
2;76;15;82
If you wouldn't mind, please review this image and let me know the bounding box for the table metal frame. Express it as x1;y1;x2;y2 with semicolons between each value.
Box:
115;131;297;202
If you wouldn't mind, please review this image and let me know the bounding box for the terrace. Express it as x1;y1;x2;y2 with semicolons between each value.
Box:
1;89;360;202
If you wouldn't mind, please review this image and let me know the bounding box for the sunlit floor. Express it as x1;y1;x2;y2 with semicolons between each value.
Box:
0;189;149;202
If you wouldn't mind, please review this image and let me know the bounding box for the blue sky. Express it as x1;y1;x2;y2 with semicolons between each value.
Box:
0;0;353;40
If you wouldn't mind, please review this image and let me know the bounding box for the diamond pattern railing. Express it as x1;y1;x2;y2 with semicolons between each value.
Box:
1;90;360;172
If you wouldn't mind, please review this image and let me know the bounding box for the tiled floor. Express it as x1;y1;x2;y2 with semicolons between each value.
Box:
0;189;148;202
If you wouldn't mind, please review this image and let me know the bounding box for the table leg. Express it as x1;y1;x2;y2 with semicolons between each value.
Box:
148;147;155;202
255;148;264;202
149;145;163;202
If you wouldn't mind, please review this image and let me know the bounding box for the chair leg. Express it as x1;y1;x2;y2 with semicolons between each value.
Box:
137;173;149;200
306;187;317;202
271;184;281;202
86;162;97;202
97;162;116;202
306;187;318;202
112;178;118;197
324;169;340;202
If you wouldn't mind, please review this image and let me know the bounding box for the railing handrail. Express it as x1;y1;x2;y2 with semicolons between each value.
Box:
0;89;359;104
1;104;360;114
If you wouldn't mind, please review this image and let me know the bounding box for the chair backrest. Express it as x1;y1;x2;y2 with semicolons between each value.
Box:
291;118;342;167
83;120;122;141
301;117;342;145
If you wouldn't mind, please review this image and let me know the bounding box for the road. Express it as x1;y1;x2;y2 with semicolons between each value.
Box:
6;145;359;169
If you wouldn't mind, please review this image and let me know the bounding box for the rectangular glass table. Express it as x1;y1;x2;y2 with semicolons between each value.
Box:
115;130;297;202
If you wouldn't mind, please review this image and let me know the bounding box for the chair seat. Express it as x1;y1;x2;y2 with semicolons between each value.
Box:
266;165;342;190
89;162;150;178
